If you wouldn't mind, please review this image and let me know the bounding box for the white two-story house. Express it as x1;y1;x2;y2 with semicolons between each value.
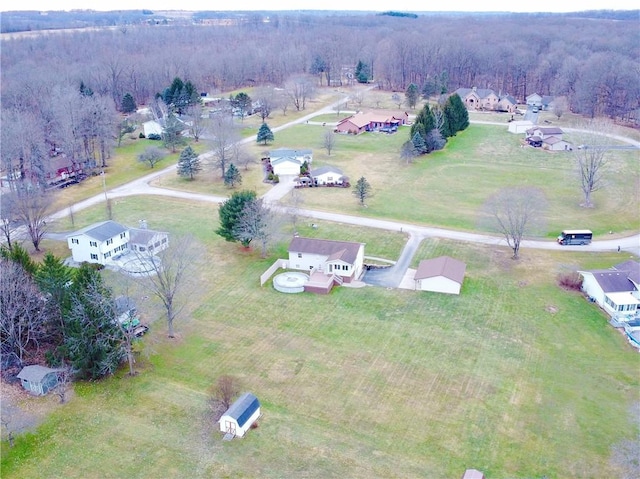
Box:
287;236;365;284
66;220;130;265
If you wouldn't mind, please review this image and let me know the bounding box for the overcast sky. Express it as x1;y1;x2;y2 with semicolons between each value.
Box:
2;0;638;13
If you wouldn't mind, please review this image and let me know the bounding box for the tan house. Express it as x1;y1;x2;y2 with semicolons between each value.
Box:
414;256;466;294
455;87;516;112
335;110;409;135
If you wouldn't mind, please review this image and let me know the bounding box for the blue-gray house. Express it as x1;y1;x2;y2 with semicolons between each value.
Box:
219;392;261;438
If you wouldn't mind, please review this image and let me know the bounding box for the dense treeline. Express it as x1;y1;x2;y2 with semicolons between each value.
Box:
2;12;638;120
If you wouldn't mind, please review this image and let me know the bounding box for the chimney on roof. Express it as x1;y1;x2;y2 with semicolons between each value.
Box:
139;219;147;229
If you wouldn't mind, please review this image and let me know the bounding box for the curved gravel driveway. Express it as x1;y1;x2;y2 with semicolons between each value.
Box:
47;100;639;285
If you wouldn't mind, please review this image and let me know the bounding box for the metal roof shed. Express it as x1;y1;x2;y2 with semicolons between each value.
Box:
16;365;60;396
219;393;261;439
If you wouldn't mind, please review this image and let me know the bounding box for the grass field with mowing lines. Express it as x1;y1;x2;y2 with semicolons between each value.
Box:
2;197;638;479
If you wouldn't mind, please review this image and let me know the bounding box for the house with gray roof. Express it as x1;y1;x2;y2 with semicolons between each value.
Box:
219;392;261;439
414;256;466;295
579;260;640;320
268;148;312;176
66;220;130;265
67;220;169;266
310;165;348;186
288;236;365;292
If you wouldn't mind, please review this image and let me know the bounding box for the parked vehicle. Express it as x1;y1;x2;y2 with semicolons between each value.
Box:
557;229;593;245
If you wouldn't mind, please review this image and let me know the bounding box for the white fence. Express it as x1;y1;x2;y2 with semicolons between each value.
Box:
260;258;289;286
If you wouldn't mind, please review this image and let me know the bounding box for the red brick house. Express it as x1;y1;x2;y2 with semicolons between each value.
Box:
335;110;409;135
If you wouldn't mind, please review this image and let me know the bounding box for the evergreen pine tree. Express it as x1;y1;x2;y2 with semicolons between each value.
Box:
223;163;242;188
443;94;469;137
257;123;274;145
216;190;257;244
405;83;420;109
411;132;428;155
176;145;201;180
121;93;137;114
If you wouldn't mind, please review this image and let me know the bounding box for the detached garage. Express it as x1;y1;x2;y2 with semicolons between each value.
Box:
219;392;261;439
414;256;466;295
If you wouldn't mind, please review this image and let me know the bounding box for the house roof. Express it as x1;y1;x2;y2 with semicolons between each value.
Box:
415;256;466;283
269;148;312;158
543;136;566;145
583;270;637;293
223;392;260;427
455;87;497;99
289;237;363;265
526;127;564;136
337;110;406;129
17;365;59;382
607;292;640;306
500;94;517;104
129;227;167;245
68;220;127;242
614;260;640;285
311;165;343;177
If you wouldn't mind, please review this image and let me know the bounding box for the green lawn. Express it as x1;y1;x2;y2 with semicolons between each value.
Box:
2;197;638;479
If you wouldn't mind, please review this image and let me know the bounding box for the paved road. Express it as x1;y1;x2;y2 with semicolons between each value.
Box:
43;98;639;288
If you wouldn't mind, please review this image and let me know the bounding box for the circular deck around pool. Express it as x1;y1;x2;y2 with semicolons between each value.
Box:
273;272;309;293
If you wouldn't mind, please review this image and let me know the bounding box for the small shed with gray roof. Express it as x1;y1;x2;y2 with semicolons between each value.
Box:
219;392;261;438
414;256;466;295
17;365;60;396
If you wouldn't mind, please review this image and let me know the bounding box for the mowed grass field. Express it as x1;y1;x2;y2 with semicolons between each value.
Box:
2;196;639;479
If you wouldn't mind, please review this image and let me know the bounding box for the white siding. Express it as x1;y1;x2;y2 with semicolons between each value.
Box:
68;231;129;265
417;276;461;295
580;273;606;306
219;408;260;437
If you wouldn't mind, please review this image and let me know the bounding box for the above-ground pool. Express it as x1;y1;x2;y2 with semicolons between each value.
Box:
273;272;309;293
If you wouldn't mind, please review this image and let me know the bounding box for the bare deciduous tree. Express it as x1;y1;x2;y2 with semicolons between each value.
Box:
137;146;166;169
207;114;240;178
286;187;304;233
552;96;568;120
573;120;610;208
12;188;51;252
323;129;336;156
481;186;547;259
210;374;240;420
0;259;50;364
134;234;199;338
284;74;316;111
233;198;280;258
183;103;206;142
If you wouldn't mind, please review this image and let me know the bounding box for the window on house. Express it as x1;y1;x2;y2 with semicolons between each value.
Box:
139;247;146;252
161;238;167;244
298;253;302;258
90;241;97;247
106;239;113;245
71;238;79;244
90;254;98;260
120;233;126;239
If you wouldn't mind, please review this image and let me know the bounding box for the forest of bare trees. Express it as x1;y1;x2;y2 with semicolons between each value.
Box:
0;10;638;192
